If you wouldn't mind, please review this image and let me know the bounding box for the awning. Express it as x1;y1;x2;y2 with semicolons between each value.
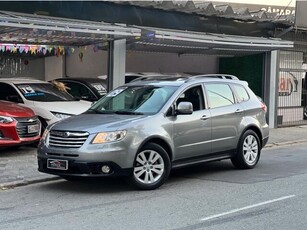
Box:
0;11;141;46
0;11;293;57
126;27;294;56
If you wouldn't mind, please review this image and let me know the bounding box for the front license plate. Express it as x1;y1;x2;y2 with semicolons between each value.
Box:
28;124;39;133
47;159;68;170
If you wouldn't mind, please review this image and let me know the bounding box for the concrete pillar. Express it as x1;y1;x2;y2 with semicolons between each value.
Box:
264;50;279;128
107;39;126;91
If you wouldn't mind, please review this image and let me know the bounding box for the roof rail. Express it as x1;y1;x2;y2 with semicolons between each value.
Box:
190;74;239;80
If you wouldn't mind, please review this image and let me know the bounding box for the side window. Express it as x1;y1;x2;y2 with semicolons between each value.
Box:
233;84;250;102
0;83;23;103
206;83;234;109
64;82;96;100
176;85;204;111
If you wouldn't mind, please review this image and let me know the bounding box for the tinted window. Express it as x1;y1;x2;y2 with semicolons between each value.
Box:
233;84;250;102
63;81;97;100
0;83;23;102
206;83;234;108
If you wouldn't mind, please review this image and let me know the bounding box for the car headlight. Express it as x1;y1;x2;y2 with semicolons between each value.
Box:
92;130;127;144
51;112;72;120
0;116;14;124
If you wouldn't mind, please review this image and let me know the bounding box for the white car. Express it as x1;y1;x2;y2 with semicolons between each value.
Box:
0;78;91;131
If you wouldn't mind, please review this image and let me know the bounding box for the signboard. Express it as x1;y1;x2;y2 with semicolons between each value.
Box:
295;0;307;28
211;1;295;15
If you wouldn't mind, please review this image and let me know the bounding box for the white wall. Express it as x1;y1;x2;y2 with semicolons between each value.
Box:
127;51;218;74
66;47;108;78
0;46;219;80
45;56;64;81
65;46;219;78
0;57;45;79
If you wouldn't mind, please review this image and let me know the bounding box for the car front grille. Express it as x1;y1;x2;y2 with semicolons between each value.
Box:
49;130;89;148
15;116;40;138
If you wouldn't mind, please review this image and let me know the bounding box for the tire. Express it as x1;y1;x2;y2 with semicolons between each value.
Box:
129;142;171;190
231;130;261;169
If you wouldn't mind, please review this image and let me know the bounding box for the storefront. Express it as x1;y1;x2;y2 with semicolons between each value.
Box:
0;2;296;128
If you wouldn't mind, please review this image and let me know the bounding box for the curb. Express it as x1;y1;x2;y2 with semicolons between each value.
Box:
0;176;61;190
264;139;307;148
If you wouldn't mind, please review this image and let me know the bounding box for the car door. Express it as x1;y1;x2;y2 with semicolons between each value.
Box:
204;82;244;154
172;85;212;160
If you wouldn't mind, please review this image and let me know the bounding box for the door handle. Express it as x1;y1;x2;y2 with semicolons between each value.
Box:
200;115;209;120
235;109;243;114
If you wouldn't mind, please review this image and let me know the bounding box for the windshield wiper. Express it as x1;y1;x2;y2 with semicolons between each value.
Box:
114;110;144;115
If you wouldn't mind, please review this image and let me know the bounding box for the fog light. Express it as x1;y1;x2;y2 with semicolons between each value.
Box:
101;165;111;174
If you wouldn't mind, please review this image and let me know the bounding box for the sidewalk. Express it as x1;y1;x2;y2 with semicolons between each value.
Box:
1;125;307;189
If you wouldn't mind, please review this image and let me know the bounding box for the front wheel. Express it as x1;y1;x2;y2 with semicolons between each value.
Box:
231;130;261;169
129;143;171;190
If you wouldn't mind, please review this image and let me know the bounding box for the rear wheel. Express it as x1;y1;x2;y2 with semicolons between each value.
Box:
231;130;261;169
129;143;171;190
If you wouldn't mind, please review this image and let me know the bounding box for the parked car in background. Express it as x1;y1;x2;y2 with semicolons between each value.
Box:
0;100;40;148
97;72;144;84
38;74;269;190
0;78;91;132
51;77;107;102
130;73;191;82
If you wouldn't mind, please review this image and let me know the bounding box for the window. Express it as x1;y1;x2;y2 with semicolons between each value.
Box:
206;83;234;108
176;85;204;111
0;83;23;103
63;81;97;100
233;84;250;102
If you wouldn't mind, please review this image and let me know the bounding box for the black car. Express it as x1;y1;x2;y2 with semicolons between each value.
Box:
52;77;107;102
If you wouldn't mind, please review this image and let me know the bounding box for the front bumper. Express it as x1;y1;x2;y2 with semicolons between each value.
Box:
37;157;132;177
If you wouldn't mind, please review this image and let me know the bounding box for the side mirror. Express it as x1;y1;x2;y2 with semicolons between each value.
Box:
175;102;193;115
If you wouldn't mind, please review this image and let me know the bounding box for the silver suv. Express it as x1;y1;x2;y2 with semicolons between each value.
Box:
38;74;269;190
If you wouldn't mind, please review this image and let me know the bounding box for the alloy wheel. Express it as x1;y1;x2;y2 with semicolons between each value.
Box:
133;150;165;184
243;134;259;165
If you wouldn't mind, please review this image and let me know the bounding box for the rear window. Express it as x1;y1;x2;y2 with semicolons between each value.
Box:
233;84;250;102
206;83;235;108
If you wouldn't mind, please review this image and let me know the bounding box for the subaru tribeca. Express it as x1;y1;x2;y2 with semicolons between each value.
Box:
38;74;269;190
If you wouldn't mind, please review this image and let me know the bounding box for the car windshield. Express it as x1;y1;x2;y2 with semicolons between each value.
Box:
16;83;76;102
90;85;178;115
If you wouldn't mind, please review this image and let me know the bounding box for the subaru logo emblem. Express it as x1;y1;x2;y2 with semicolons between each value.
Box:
28;119;35;122
63;132;70;138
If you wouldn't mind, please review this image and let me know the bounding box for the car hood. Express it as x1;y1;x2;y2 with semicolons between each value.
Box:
50;113;146;134
32;100;91;115
0;101;35;117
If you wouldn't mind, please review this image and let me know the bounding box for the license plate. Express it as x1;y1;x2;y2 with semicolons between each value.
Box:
47;159;68;170
28;124;39;133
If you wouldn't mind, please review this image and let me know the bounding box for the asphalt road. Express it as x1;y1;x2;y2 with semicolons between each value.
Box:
1;143;307;230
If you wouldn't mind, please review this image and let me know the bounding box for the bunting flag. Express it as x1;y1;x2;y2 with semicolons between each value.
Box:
0;43;79;56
